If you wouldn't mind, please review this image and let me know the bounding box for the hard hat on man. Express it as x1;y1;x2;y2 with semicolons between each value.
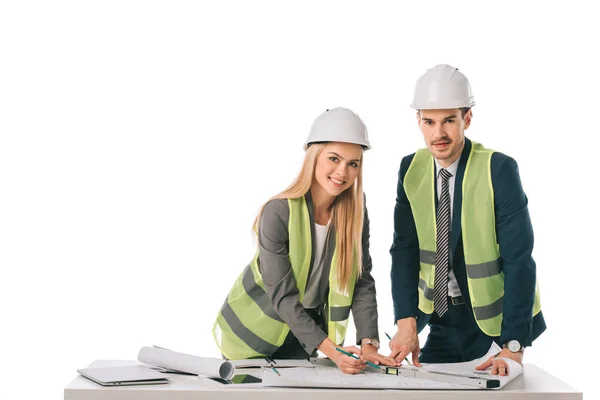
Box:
411;64;476;110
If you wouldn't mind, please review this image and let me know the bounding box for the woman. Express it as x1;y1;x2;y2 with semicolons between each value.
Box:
213;107;393;374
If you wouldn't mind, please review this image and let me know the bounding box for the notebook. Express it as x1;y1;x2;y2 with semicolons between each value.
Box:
77;365;170;386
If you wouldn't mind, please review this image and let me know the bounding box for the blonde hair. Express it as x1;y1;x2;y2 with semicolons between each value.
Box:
253;143;364;292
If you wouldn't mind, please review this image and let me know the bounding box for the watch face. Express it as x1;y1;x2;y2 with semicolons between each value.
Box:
508;340;521;352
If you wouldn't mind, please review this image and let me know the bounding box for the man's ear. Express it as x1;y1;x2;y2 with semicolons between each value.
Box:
464;109;472;129
416;110;421;125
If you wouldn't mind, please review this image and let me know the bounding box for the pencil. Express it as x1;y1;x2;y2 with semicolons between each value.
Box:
264;356;280;376
385;332;414;366
332;346;381;370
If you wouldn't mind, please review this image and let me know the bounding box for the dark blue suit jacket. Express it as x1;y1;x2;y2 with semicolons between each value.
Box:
390;138;546;347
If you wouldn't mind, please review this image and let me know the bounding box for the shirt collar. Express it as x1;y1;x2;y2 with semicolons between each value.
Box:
434;156;460;178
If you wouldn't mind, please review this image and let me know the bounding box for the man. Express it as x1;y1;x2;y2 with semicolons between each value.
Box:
389;64;546;376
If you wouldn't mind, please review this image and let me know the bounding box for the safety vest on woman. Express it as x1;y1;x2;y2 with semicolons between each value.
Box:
212;196;357;359
403;141;542;336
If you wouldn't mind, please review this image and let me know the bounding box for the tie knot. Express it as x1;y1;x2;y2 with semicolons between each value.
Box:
439;168;452;181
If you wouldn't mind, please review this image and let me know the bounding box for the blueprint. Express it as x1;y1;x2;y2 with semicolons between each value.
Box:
262;342;523;390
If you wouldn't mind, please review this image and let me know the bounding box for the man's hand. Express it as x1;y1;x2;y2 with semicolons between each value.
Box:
361;342;397;367
388;317;422;367
475;348;523;376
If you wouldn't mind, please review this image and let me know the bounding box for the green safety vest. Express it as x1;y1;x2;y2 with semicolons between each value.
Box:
404;141;542;336
212;196;357;359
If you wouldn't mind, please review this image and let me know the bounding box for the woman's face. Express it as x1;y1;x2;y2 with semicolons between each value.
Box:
313;142;362;198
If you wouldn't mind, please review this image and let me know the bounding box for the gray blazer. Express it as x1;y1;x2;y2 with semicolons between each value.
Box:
258;192;379;355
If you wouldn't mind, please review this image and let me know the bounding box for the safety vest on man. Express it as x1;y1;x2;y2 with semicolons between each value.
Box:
213;196;357;359
403;141;542;336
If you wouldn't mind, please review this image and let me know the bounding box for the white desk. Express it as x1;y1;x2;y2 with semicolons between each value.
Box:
64;360;582;400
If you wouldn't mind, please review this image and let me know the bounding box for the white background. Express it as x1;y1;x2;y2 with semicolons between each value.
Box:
0;1;596;399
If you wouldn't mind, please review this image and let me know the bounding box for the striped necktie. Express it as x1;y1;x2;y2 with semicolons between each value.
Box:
433;168;453;317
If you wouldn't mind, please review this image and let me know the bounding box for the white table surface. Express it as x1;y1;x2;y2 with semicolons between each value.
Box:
64;359;583;400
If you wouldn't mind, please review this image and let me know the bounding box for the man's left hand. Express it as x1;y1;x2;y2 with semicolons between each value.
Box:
475;348;523;376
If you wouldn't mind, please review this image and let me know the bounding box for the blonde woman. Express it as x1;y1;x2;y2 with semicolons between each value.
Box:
213;107;394;374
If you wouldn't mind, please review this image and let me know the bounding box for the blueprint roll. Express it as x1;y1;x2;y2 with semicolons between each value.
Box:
137;346;235;380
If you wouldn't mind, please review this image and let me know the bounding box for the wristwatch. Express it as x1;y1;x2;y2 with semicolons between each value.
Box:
361;338;380;349
503;340;524;353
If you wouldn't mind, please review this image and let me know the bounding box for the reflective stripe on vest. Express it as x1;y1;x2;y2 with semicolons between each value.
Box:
404;141;541;336
327;245;357;345
212;196;356;359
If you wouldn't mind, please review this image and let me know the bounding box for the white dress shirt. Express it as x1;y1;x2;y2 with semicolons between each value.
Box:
302;222;329;308
434;158;462;298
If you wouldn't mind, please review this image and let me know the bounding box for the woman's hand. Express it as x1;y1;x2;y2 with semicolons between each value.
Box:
361;342;398;367
317;338;366;374
330;345;367;374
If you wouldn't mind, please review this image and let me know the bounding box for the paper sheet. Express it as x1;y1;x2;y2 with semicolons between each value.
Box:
262;342;522;390
420;341;523;387
137;346;234;380
263;366;479;389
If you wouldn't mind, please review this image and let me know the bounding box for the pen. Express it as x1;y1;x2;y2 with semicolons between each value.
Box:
385;332;414;366
332;346;381;370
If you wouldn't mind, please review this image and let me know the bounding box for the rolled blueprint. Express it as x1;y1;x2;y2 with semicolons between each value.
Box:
138;346;234;380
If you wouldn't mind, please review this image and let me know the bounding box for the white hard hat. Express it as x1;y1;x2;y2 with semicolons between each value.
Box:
410;64;476;110
304;107;371;151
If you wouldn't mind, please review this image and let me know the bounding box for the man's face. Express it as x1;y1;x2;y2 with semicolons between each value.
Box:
417;109;471;167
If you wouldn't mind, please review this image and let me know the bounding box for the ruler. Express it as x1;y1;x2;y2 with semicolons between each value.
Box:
383;366;500;389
